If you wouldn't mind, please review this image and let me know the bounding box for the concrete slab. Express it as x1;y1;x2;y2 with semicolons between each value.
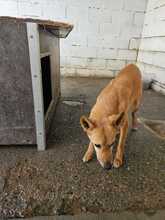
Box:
11;210;165;220
0;77;165;218
98;212;136;220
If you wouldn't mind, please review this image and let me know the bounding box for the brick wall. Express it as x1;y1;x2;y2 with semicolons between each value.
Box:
60;0;147;77
0;0;147;77
137;0;165;94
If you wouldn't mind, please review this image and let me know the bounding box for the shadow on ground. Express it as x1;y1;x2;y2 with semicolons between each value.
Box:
0;77;165;218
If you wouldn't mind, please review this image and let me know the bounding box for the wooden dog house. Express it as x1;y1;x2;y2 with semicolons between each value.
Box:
0;17;73;150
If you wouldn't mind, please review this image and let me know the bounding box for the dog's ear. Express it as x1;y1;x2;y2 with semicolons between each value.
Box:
80;116;95;131
108;112;125;128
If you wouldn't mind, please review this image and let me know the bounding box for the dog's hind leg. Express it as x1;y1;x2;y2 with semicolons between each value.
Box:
131;99;141;131
132;82;142;130
83;142;94;163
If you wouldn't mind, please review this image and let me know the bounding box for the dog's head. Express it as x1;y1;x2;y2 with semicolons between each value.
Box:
80;112;124;169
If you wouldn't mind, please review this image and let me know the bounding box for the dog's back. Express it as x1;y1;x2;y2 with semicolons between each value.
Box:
90;64;142;121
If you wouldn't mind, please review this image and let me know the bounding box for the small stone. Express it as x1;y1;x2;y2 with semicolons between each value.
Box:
81;206;87;212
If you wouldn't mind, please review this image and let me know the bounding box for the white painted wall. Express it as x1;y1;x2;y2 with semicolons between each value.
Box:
137;0;165;93
0;0;147;77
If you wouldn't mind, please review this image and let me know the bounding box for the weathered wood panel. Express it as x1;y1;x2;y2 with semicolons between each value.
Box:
0;19;36;144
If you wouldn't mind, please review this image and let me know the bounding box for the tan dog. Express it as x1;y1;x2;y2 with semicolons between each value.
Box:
80;64;142;169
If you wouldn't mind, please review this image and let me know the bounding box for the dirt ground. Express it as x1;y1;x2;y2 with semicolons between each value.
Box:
0;77;165;218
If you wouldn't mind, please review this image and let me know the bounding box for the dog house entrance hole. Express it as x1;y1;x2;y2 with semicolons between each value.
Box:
41;55;52;115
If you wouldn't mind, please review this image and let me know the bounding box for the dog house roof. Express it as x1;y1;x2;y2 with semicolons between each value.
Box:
0;16;73;38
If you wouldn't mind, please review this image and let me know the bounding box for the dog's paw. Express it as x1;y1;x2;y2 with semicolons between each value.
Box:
82;153;93;163
131;126;138;131
113;158;123;168
132;122;139;131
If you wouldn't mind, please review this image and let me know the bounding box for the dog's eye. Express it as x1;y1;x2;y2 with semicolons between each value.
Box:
95;144;101;148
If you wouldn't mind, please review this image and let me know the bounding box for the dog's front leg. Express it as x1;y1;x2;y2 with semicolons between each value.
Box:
113;118;128;168
83;142;94;162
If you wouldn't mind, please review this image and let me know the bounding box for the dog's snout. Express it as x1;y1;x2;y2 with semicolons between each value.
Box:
103;162;112;170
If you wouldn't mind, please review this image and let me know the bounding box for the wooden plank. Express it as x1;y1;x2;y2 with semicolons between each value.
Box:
0;16;73;38
27;22;46;151
0;16;73;30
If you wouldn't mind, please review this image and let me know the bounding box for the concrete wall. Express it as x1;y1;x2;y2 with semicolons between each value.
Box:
137;0;165;93
0;0;147;77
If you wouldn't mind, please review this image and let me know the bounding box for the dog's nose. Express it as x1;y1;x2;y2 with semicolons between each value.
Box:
103;162;112;170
